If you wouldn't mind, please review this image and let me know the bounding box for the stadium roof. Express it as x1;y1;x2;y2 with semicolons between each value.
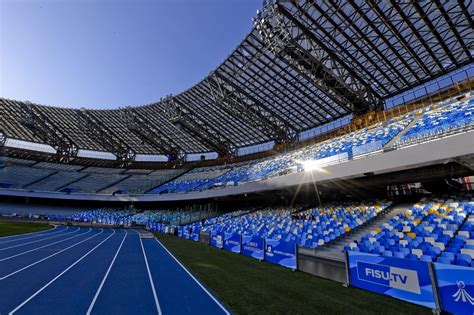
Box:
1;0;473;164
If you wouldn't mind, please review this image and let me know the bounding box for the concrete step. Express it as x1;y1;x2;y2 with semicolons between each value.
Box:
384;116;422;150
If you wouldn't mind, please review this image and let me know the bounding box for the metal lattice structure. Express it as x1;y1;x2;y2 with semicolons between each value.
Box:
122;106;186;164
1;0;472;160
77;109;136;166
18;102;79;163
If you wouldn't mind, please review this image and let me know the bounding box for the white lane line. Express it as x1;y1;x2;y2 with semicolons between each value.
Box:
0;226;64;244
8;229;116;315
0;227;74;251
0;228;99;280
155;238;230;315
0;227;86;262
86;230;128;315
136;231;162;315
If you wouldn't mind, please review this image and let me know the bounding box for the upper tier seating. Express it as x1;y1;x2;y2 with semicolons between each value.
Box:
349;195;474;266
33;162;83;172
399;97;474;145
149;115;414;194
27;171;87;191
0;166;53;188
147;166;233;194
298;116;413;162
64;173;128;193
99;169;182;194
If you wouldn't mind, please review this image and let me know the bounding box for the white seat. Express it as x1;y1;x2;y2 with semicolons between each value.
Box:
412;249;423;258
460;248;474;259
425;237;435;245
443;230;454;237
434;242;445;251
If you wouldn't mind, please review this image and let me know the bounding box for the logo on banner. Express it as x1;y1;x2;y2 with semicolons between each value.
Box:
266;245;273;257
357;261;421;294
452;281;474;305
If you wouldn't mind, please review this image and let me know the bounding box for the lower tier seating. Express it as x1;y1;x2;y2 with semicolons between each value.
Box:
348;194;474;266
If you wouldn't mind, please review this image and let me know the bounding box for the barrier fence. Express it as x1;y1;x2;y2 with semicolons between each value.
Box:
160;226;473;314
346;251;474;314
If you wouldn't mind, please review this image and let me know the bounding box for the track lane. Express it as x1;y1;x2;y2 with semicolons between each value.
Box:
0;227;84;261
0;228;94;279
144;238;230;315
89;231;158;315
10;230;123;315
0;228;111;314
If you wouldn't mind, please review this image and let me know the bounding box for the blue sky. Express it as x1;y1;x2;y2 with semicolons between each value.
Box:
0;0;262;109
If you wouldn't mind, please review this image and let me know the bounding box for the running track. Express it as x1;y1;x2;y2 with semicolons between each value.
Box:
0;226;230;315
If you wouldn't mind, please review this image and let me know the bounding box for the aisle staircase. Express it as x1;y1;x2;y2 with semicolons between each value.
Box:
383;117;422;151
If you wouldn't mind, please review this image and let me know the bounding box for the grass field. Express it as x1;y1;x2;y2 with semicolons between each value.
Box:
0;221;52;237
156;233;431;315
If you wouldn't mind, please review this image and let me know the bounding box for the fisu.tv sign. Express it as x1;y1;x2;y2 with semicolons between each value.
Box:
357;261;420;294
348;252;436;309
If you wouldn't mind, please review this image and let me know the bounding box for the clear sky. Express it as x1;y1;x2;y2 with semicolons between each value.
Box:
0;0;262;109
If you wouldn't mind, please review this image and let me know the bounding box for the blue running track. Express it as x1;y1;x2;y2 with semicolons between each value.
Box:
0;226;230;315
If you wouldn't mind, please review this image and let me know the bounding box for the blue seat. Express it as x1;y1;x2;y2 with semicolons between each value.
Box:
394;252;405;259
454;259;470;266
420;255;432;262
457;253;472;264
436;257;451;264
407;253;418;260
425;250;438;260
441;252;455;262
383;251;393;257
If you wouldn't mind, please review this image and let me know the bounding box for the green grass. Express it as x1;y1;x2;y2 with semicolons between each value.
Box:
156;233;431;315
0;221;53;237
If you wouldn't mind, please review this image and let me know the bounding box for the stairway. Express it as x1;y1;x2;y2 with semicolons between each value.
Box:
383;116;422;151
309;204;411;260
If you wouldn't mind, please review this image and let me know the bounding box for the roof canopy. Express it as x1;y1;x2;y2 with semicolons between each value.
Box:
1;0;472;163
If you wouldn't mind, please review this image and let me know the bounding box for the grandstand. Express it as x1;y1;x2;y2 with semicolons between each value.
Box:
1;1;473;314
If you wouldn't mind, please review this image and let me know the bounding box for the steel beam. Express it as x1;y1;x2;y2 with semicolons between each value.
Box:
206;72;297;144
254;2;381;113
18;102;79;163
122;106;185;165
77;109;135;166
161;96;236;157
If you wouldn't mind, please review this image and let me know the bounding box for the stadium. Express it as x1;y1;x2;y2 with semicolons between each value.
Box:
0;0;473;314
